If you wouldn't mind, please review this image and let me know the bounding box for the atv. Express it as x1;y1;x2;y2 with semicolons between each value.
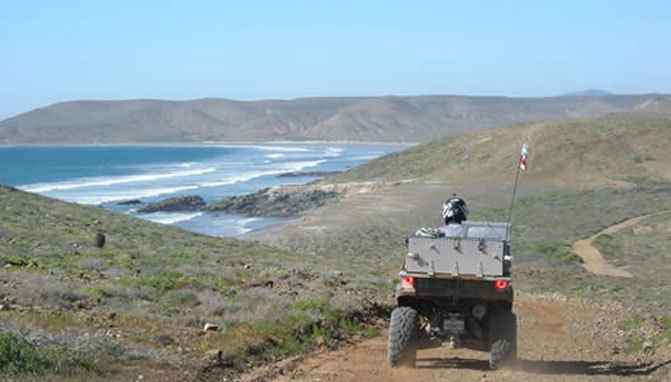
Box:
388;221;516;369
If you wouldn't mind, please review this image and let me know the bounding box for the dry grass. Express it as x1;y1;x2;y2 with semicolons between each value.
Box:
329;113;671;188
0;186;382;379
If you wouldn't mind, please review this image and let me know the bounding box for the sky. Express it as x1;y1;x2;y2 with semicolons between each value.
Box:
1;0;669;119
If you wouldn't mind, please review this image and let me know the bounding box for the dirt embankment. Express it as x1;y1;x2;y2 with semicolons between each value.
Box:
239;294;671;382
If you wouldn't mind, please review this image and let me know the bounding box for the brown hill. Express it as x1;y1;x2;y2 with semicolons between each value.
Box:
327;112;671;189
0;94;664;144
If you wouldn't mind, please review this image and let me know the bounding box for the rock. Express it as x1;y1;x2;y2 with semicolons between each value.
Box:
156;334;176;346
643;340;654;351
204;187;341;217
117;199;143;205
94;232;106;248
138;195;206;213
204;349;223;363
203;323;219;332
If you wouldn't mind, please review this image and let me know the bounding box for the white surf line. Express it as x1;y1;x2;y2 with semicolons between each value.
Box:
22;167;216;193
571;210;671;278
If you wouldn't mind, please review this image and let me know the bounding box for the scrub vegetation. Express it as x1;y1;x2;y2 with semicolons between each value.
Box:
3;111;671;379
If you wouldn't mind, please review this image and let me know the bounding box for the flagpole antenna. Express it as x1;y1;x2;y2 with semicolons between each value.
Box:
506;143;528;242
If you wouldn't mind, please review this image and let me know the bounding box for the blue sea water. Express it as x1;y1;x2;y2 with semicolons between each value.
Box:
0;144;405;236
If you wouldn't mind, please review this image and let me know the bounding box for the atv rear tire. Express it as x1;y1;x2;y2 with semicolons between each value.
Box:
488;311;517;370
388;306;418;367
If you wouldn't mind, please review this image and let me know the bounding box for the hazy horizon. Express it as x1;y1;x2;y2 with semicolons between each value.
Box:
2;0;670;119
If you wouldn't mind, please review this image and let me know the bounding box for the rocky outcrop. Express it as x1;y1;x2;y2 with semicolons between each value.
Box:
204;188;341;217
117;199;143;205
133;186;344;217
137;195;206;213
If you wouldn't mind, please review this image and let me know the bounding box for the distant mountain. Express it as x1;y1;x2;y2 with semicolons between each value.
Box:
0;94;665;144
561;89;613;97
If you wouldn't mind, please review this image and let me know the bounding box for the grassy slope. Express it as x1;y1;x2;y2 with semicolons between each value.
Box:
328;112;671;187
252;112;671;316
0;186;382;380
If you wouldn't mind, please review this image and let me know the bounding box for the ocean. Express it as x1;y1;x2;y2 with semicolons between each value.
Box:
0;144;405;236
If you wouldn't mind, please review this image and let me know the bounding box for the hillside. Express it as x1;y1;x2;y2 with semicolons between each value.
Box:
246;111;671;306
0;94;665;144
0;186;387;380
327;112;671;187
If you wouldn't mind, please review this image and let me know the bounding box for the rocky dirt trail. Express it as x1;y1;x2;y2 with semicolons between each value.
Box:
572;211;671;278
241;295;670;382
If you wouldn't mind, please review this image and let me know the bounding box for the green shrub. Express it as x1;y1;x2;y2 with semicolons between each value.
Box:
337;317;361;335
0;330;92;376
623;336;644;354
592;234;619;257
618;315;644;331
660;316;671;329
311;323;332;344
293;297;328;313
3;256;39;268
0;331;42;375
139;271;183;293
534;242;583;264
362;326;378;338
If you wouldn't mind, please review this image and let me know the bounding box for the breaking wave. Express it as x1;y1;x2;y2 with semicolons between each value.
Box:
60;185;201;205
140;212;203;225
22;167;216;193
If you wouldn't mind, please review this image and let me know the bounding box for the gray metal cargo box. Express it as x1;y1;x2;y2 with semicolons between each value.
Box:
405;222;510;279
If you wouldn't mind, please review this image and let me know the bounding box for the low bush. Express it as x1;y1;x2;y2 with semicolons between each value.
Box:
534;241;583;264
138;271;183;293
0;330;92;376
592;234;619;257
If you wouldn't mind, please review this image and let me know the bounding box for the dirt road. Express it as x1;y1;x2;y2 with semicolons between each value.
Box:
241;295;670;382
572;211;671;278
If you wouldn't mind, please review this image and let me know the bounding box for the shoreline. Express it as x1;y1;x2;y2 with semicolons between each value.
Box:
1;142;407;238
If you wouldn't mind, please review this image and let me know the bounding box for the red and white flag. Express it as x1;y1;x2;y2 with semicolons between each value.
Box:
519;143;529;171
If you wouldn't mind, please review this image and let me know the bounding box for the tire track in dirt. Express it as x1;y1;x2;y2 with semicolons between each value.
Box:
242;295;671;382
571;211;671;278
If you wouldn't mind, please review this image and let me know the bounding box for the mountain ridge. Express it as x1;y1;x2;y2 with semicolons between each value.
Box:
1;94;667;144
560;89;613;97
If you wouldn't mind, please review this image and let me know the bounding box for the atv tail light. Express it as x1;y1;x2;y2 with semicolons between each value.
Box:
494;279;509;291
401;276;415;289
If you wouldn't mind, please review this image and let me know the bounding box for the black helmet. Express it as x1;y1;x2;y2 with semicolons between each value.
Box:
442;195;469;224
